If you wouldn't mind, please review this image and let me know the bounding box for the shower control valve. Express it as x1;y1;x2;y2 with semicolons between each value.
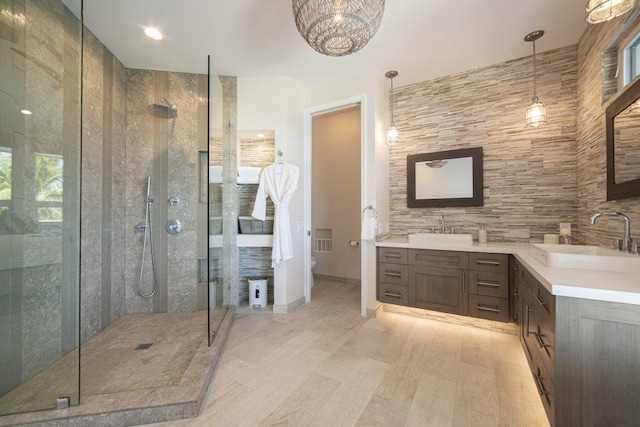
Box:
166;219;183;235
169;196;180;206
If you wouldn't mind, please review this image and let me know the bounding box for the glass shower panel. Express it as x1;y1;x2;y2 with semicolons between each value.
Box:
208;56;228;345
0;0;82;415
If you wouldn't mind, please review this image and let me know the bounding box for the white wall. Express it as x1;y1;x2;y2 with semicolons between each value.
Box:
237;77;306;312
305;71;389;316
237;72;390;316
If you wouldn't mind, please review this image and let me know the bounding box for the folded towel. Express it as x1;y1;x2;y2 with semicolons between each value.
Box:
237;175;260;185
238;166;262;177
361;217;377;241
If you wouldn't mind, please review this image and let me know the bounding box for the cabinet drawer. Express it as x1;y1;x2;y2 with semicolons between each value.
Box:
469;270;509;298
378;263;408;285
378;247;408;264
378;283;408;306
469;253;509;274
409;249;468;269
469;294;509;322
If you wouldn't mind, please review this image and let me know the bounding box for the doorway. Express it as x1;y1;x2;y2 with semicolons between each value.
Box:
303;97;365;311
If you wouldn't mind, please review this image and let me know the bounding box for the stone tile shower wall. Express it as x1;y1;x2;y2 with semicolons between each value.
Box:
125;69;208;314
389;46;580;243
576;14;640;247
81;29;127;342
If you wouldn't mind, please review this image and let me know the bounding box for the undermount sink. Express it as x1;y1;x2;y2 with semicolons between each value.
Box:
531;243;640;274
408;233;473;245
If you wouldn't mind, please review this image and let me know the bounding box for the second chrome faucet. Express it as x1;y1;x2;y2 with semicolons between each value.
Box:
590;212;636;253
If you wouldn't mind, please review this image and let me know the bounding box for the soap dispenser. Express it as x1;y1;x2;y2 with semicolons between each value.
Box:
478;225;487;243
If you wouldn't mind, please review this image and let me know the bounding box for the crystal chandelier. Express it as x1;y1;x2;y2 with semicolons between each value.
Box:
586;0;637;24
386;70;399;146
525;30;547;129
292;0;385;57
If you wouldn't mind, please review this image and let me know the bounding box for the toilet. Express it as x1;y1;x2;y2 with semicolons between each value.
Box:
310;256;317;288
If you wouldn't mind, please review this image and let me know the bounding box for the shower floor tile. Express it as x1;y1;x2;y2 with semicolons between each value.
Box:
0;309;233;426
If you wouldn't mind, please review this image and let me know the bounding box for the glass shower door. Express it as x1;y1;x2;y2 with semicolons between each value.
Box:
207;55;229;345
0;0;82;415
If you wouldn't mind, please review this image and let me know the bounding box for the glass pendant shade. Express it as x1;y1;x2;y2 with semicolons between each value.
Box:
387;124;399;146
524;30;546;128
586;0;637;24
386;70;399;146
526;97;547;128
292;0;385;56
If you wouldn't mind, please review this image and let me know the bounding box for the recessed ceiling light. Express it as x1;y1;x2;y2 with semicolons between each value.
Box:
143;27;163;41
20;109;32;115
256;133;265;138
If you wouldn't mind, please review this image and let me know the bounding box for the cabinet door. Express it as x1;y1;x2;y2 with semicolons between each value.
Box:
510;256;522;324
409;265;468;315
521;291;538;370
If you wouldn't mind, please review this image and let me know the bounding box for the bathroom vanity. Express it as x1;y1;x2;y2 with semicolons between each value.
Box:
376;239;640;427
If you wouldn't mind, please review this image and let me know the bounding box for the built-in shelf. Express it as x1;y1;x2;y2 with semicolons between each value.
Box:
238;234;273;247
208;234;273;248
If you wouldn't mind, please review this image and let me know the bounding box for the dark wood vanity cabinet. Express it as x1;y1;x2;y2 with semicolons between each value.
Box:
520;264;556;425
378;248;512;321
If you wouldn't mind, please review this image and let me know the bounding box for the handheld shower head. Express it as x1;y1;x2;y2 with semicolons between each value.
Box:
145;176;153;203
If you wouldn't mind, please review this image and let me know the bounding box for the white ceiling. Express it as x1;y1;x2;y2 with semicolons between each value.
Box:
74;0;589;88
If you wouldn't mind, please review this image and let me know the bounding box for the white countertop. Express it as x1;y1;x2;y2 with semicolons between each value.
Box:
376;238;640;306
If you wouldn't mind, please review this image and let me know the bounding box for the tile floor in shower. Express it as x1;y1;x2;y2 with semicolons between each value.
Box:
0;309;231;426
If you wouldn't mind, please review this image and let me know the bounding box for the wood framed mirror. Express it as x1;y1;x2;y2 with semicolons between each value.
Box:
606;76;640;201
407;147;483;208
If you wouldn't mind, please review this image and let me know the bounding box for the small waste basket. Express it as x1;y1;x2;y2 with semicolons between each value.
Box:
249;279;267;308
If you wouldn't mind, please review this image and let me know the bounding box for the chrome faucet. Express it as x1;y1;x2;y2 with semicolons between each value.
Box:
590;212;632;252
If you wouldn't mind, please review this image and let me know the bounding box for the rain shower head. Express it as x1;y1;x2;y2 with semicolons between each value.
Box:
147;98;177;119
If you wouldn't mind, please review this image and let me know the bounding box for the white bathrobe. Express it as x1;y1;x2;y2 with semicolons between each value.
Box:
252;161;300;267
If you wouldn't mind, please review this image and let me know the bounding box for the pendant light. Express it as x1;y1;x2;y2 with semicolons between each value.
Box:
525;30;547;129
292;0;385;57
386;70;399;146
586;0;637;24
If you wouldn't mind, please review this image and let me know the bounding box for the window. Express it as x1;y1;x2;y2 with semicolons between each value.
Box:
0;148;11;215
35;153;63;221
623;31;640;86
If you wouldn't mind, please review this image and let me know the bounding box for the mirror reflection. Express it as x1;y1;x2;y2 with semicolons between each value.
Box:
407;147;483;208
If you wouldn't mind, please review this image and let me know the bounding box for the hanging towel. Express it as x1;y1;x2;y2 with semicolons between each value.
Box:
361;207;378;241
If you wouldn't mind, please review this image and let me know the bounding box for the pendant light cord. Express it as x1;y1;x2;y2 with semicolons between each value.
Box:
532;39;537;100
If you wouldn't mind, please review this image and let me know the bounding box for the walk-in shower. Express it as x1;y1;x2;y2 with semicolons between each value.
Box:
147;98;178;119
0;1;232;423
137;176;158;298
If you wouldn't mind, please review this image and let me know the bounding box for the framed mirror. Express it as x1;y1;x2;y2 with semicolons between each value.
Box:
407;147;483;208
606;76;640;201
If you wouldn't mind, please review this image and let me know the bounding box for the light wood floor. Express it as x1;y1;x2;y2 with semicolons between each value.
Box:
148;279;549;427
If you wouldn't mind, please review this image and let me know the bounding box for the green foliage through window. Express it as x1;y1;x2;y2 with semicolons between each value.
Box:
35;154;63;221
0;149;11;202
